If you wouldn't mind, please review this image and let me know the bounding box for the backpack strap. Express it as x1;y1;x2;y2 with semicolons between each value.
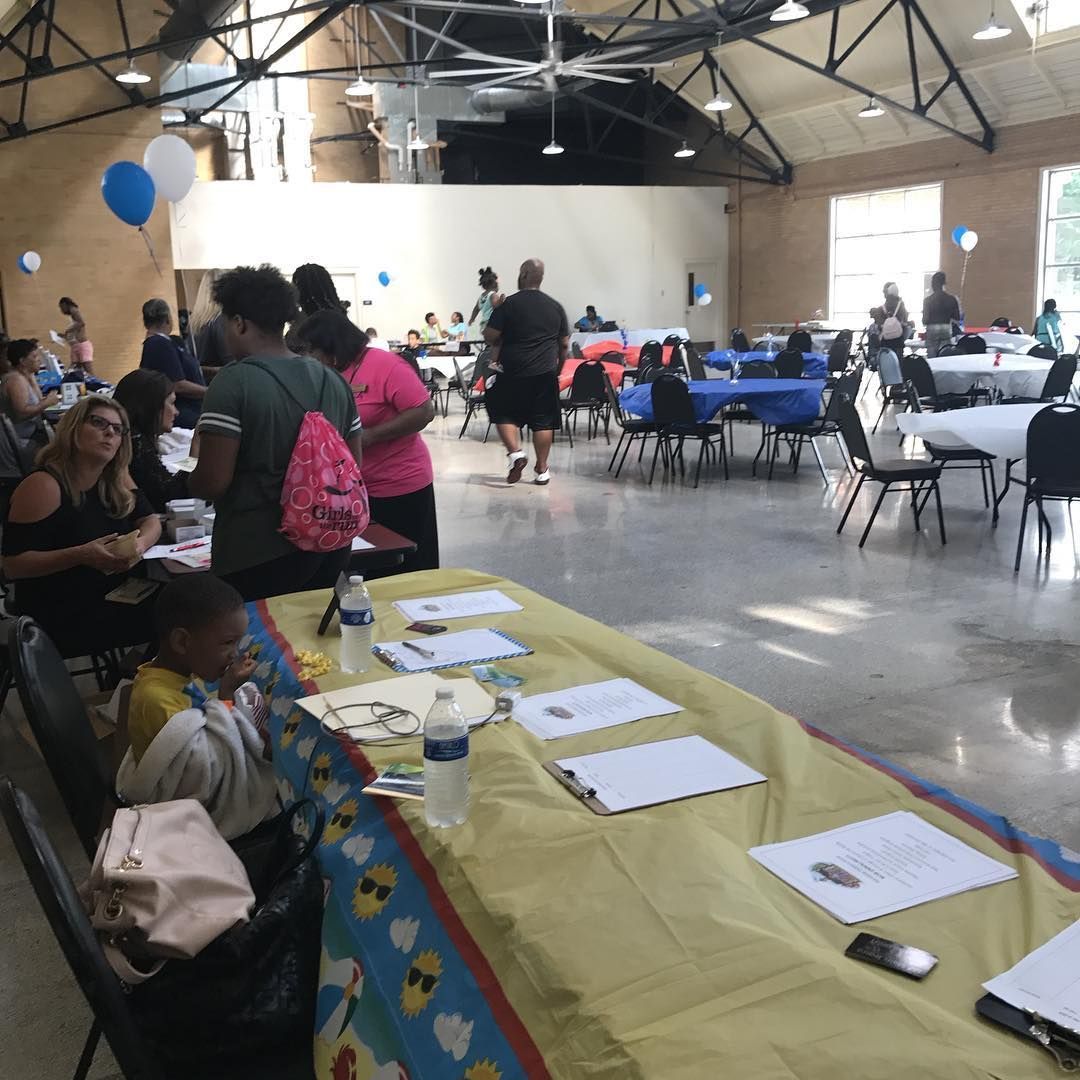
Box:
248;357;324;416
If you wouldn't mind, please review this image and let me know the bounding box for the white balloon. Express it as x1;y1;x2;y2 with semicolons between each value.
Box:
143;134;196;203
697;292;713;306
22;250;41;273
960;229;979;252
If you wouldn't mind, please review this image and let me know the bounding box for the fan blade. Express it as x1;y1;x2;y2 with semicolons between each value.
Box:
575;61;675;70
570;44;648;63
455;50;532;65
472;71;535;89
562;69;634;84
428;67;537;78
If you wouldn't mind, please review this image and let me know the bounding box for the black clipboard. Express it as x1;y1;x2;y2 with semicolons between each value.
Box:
541;762;617;815
976;993;1080;1072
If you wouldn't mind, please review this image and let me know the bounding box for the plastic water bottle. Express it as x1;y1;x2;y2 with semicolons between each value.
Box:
339;574;373;674
423;688;469;827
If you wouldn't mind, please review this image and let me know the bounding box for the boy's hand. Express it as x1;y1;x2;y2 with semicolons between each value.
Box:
220;655;257;700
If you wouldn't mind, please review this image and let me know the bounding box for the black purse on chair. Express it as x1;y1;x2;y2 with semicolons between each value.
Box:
129;800;325;1070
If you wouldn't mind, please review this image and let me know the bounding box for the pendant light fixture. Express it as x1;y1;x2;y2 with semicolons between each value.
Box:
542;93;564;155
858;97;884;118
345;6;374;96
705;33;732;111
115;58;151;85
407;83;429;151
972;2;1012;40
674;140;696;159
770;1;810;22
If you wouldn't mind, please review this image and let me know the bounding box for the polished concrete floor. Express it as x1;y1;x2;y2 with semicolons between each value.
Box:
3;388;1079;1078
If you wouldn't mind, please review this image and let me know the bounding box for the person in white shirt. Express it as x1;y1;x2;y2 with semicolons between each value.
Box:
365;326;391;350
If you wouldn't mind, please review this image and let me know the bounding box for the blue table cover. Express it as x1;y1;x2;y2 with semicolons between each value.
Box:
620;379;825;426
705;350;828;378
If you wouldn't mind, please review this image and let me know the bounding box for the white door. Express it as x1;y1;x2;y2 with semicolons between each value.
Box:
684;260;721;346
331;272;360;325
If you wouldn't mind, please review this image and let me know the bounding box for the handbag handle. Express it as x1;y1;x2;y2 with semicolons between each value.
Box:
270;799;325;889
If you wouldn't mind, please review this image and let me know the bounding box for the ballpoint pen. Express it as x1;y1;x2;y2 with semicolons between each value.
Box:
401;640;435;660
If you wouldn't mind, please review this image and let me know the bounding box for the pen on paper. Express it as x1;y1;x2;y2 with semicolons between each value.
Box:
401;640;435;660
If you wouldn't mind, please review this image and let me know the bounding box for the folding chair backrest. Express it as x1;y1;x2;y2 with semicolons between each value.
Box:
571;341;585;359
1041;354;1077;400
1027;343;1057;361
638;364;664;384
603;376;626;428
667;346;688;377
452;357;470;400
936;343;959;357
827;336;851;373
904;380;924;414
824;369;861;421
877;348;902;389
600;350;626;366
901;353;937;398
472;350;492;388
569;360;607;403
0;777;162;1079
838;396;874;469
685;344;707;381
662;334;682;346
638;340;662;367
9;618;113;861
774;349;804;379
1027;404;1080;488
787;330;813;353
400;349;421;377
739;361;777;380
956;333;987;355
650;374;696;426
731;328;751;353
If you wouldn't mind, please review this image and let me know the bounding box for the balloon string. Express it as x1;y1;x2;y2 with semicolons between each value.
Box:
960;251;970;295
139;225;162;277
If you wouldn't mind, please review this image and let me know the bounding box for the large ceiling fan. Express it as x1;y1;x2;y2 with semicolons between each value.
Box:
427;8;674;91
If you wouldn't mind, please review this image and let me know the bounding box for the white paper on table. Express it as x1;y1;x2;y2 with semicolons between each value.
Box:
392;589;522;622
748;811;1016;924
515;678;682;740
374;628;530;672
554;735;765;813
351;535;374;551
143;537;213;561
295;672;495;738
984;919;1080;1033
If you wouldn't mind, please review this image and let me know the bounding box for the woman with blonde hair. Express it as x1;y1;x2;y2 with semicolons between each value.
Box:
187;269;233;373
2;394;162;656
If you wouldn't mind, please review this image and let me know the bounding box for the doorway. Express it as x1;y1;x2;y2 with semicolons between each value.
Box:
684;260;721;346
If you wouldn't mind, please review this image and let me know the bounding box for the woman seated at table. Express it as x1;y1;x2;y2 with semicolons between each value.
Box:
1;339;59;448
293;310;439;576
2;395;162;657
446;312;469;341
112;369;189;514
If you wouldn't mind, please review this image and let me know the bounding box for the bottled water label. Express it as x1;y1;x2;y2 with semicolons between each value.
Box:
341;608;374;627
424;734;469;762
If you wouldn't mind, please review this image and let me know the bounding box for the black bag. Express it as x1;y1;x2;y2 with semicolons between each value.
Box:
129;801;325;1066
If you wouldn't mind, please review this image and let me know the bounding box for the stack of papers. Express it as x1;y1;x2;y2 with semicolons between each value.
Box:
374;628;530;673
392;589;522;621
984;919;1080;1032
515;678;682;740
749;811;1017;924
143;537;213;568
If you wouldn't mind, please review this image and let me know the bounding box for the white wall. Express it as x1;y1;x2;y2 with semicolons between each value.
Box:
171;182;728;341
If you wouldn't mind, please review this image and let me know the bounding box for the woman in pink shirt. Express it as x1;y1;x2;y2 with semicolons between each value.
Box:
294;310;438;573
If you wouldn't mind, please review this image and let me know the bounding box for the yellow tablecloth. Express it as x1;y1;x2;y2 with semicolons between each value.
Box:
264;569;1075;1079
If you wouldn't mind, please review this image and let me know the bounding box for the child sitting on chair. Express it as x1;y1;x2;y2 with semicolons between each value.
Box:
116;574;277;839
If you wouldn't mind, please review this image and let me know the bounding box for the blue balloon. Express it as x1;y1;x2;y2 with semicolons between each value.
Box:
101;161;156;227
951;225;968;247
17;255;29;274
377;271;391;287
694;282;707;298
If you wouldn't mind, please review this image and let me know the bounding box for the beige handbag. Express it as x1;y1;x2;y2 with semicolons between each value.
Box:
86;799;255;984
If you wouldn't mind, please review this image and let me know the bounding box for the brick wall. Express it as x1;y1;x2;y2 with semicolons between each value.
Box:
728;112;1080;336
0;3;176;387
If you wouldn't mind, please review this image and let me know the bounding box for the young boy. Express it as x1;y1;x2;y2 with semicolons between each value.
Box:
116;574;277;839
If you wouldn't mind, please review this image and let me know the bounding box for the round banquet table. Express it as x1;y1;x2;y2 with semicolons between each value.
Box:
705;349;829;378
895;403;1049;460
928;356;1052;398
620;379;824;426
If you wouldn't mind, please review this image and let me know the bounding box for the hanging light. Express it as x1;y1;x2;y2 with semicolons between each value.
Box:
408;83;429;151
115;58;151;85
769;1;810;21
858;97;884;118
674;140;696;158
345;77;375;97
407;133;429;151
705;92;732;111
542;92;564;155
972;3;1012;39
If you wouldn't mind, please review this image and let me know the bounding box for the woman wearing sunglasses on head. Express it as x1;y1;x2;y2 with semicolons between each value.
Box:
2;395;163;657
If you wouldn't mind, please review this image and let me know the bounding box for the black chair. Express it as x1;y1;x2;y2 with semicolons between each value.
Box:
606;377;659;477
1002;355;1077;404
901;352;972;411
723;361;776;452
827;334;851;377
787;329;813;353
634;358;663;385
836;396;946;548
600;349;627;368
561;360;609;445
667;344;688;379
730;328;751;353
902;382;997;509
648;374;727;487
662;333;682;346
756;367;862;485
638;340;663;368
1014;404;1080;572
739;361;777;379
454;354;491;442
570;341;585;359
684;343;708;381
956;333;987;354
1027;343;1058;361
0;777;316;1080
9;618;118;861
773;348;804;380
871;348;907;434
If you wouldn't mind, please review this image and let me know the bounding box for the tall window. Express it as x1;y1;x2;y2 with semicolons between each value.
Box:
1039;165;1080;341
829;184;942;332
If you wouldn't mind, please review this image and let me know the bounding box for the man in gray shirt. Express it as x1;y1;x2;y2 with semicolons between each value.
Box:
922;271;961;358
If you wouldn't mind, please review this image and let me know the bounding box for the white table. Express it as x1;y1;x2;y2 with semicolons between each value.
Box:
928;356;1052;398
895;404;1047;460
568;327;688;350
754;331;838;352
976;331;1040;354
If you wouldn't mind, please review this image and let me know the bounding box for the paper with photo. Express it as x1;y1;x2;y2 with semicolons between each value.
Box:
748;811;1016;924
515;678;682;740
393;589;522;622
554;735;765;813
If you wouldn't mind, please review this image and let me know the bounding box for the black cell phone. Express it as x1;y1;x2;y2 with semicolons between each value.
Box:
845;933;938;979
406;622;447;635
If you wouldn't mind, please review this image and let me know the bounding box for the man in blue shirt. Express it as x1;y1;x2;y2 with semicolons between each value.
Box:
139;298;206;429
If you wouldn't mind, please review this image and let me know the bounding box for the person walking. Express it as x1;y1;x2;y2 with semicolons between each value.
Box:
870;282;909;358
58;297;95;376
1034;299;1064;353
922;272;962;358
483;257;569;487
469;267;503;336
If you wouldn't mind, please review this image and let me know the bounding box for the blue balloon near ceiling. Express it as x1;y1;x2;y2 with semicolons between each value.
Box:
101;161;156;227
377;271;391;287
